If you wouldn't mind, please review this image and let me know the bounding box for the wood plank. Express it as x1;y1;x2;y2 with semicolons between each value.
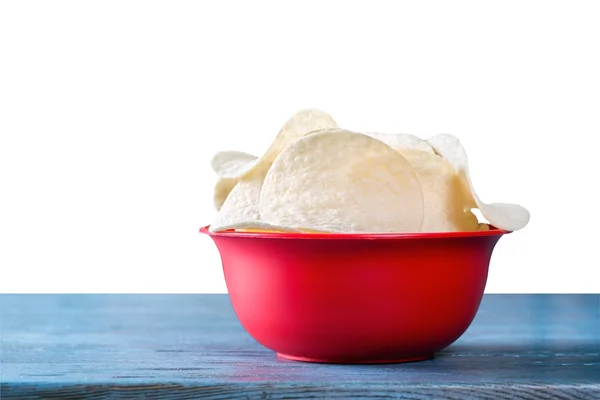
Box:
1;294;599;399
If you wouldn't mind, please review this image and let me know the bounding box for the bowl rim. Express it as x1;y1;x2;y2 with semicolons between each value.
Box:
199;225;511;240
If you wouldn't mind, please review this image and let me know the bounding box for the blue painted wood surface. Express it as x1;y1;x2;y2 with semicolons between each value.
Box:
0;294;598;399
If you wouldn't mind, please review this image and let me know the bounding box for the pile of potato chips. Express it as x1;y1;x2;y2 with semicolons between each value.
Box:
209;109;529;233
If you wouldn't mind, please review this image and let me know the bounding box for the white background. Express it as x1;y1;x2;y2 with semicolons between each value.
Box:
1;1;599;293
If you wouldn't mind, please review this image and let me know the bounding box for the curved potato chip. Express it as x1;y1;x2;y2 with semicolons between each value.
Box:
210;163;299;232
214;109;339;181
262;109;339;164
401;149;478;232
209;110;338;215
234;228;290;233
235;228;324;234
365;132;435;155
211;150;258;179
213;177;237;211
227;223;301;233
427;134;530;231
477;223;490;231
259;129;424;233
211;151;258;210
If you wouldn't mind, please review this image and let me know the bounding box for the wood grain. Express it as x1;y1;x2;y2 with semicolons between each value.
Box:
1;294;599;399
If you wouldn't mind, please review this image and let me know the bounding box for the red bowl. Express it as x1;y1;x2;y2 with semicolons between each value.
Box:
201;226;509;364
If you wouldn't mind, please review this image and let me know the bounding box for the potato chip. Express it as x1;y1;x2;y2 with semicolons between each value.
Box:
426;134;530;231
400;149;478;232
227;223;301;232
365;132;435;155
209;162;301;232
259;130;424;233
213;177;237;211
211;150;258;179
477;223;490;231
210;110;337;208
211;151;258;210
235;228;324;234
234;228;289;233
212;109;338;182
262;109;339;164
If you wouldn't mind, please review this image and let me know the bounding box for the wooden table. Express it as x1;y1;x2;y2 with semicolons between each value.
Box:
0;294;598;399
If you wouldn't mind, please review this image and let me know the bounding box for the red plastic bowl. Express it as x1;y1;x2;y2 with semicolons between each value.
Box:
200;226;509;364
